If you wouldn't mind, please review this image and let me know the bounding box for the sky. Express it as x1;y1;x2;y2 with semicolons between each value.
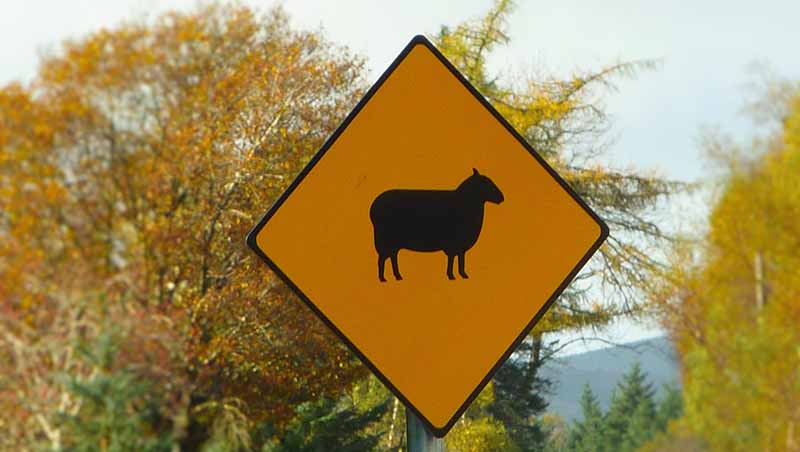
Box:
2;0;799;353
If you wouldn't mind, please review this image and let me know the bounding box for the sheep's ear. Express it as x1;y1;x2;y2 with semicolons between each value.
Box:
472;168;479;176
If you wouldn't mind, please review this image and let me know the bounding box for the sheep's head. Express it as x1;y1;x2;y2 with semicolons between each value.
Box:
462;168;504;204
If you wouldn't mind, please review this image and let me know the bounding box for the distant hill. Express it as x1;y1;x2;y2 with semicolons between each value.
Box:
541;336;680;421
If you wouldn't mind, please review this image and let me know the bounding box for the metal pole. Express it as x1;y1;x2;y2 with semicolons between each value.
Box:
406;407;444;452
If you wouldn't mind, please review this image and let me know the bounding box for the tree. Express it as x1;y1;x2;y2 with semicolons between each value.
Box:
434;0;680;445
541;413;571;452
488;341;550;449
569;384;606;452
260;397;387;452
604;362;657;450
622;397;658;451
436;0;677;322
446;382;519;452
56;333;175;452
655;384;683;432
0;0;683;448
558;366;679;451
563;365;679;452
638;424;707;452
0;4;368;449
650;84;800;451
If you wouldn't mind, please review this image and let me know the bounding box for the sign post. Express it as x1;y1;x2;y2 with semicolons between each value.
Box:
247;35;608;438
407;408;444;452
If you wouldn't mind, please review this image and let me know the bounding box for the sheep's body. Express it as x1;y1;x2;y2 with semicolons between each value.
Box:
370;189;485;253
369;169;504;281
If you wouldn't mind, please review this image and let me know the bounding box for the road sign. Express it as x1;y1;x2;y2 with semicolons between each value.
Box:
247;35;608;437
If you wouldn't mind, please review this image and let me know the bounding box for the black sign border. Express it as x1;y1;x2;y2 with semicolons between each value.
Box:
246;35;609;438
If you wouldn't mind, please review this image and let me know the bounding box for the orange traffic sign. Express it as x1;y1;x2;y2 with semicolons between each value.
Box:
247;35;608;436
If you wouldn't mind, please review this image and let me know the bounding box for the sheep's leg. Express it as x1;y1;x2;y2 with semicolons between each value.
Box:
378;255;387;282
390;252;402;280
458;253;469;279
446;254;455;280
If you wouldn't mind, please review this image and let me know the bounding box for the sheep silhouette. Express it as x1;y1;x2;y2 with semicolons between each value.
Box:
369;168;504;282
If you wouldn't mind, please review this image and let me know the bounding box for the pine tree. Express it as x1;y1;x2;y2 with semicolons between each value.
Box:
260;396;387;452
489;340;550;449
569;384;606;452
655;384;683;431
57;334;175;451
604;362;656;450
622;397;657;451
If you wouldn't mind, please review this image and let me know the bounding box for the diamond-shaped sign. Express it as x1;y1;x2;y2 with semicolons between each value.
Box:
247;35;608;437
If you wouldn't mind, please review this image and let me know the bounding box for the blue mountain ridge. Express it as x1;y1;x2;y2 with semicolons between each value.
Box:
540;336;681;421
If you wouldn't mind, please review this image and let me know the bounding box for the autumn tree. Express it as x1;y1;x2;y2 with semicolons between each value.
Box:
445;382;519;452
1;0;683;449
0;4;369;449
650;81;800;450
433;0;679;446
436;0;676;324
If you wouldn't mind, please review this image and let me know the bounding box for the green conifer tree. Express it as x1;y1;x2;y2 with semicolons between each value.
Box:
489;341;550;449
604;362;656;450
569;384;606;452
621;397;657;451
260;397;387;452
655;384;683;431
57;334;175;451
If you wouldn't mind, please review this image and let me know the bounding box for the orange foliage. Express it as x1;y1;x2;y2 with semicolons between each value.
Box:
0;4;368;448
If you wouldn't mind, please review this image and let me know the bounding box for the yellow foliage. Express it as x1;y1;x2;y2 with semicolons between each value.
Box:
435;0;676;338
652;93;800;451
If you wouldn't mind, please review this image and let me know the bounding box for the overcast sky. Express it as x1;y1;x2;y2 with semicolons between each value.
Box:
2;0;799;352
